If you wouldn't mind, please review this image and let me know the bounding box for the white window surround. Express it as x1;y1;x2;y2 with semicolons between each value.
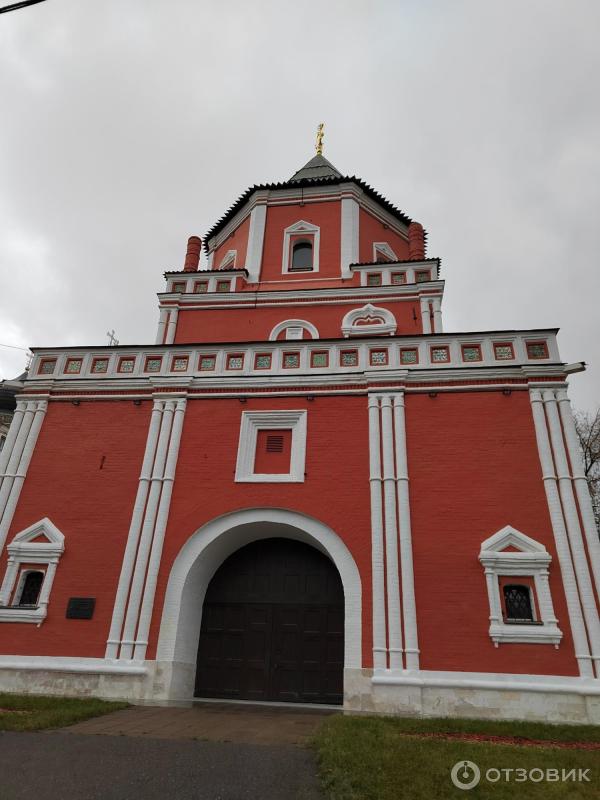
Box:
235;410;307;483
218;249;237;270
373;242;398;262
479;525;562;647
268;319;320;341
282;220;320;274
0;518;65;624
341;303;397;338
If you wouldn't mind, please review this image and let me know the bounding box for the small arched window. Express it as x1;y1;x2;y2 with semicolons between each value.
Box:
503;584;534;623
291;240;313;271
17;571;44;607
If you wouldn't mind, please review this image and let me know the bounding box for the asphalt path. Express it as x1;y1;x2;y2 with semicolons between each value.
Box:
0;731;323;800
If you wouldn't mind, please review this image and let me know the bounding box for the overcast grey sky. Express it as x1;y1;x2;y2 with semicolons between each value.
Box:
1;0;598;410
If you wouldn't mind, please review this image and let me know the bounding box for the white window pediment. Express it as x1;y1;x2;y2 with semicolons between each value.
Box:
373;242;398;262
479;525;562;647
218;249;237;270
341;304;397;338
282;220;320;274
0;518;65;624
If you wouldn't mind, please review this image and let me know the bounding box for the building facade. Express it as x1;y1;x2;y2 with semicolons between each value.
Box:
1;153;599;723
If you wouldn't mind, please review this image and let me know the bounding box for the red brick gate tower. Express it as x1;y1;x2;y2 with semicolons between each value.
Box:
0;144;599;722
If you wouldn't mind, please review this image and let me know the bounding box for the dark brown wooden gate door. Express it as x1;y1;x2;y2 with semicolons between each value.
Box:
195;538;344;704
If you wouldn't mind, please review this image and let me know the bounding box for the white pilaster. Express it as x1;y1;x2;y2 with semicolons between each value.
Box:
245;202;267;282
556;389;600;597
529;389;593;678
368;394;387;670
119;401;174;660
432;297;443;333
106;400;164;659
393;393;419;670
380;396;403;670
0;400;26;478
0;400;47;552
165;309;179;345
543;389;600;677
341;197;359;278
155;309;169;345
419;297;432;335
133;397;187;661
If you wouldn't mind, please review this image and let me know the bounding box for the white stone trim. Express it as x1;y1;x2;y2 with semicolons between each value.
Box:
479;525;562;647
0;655;147;675
268;319;320;341
156;507;362;700
245;202;267;282
0;400;48;553
234;410;307;483
393;393;419;670
217;249;237;270
116;397;188;660
341;197;359;278
368;394;387;670
372;242;398;262
0;518;64;624
282;220;320;274
556;389;600;596
341;303;397;338
530;389;594;676
542;389;600;677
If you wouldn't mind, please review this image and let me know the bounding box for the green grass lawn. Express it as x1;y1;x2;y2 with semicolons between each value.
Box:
313;715;600;800
0;693;128;731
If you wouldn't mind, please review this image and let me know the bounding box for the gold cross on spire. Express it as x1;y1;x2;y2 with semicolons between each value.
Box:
315;123;324;155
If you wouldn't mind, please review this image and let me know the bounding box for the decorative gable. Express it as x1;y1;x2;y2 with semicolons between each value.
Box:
341;303;397;338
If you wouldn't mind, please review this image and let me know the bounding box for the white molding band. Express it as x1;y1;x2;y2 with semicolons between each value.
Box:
556;389;600;595
542;388;600;676
529;388;593;677
0;655;147;675
340;196;359;278
0;399;47;552
112;396;187;660
245;202;267;282
393;393;419;670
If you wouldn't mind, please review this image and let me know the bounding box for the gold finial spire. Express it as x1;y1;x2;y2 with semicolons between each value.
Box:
315;122;324;155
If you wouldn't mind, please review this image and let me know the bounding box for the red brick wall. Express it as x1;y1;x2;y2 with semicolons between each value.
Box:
174;298;421;344
211;214;250;270
0;401;150;657
358;208;410;263
406;389;578;676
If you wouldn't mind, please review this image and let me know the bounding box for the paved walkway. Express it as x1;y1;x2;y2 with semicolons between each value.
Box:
0;730;323;800
66;701;337;745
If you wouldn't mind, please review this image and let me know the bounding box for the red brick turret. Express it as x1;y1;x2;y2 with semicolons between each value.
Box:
408;222;425;261
183;236;202;271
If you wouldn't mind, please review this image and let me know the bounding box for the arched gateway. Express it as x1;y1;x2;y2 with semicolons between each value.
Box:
156;508;362;703
196;538;344;704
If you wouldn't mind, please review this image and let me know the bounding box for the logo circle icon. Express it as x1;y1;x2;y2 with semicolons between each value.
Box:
451;760;481;790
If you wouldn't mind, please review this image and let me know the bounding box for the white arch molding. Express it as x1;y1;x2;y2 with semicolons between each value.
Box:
268;319;320;341
156;507;362;701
